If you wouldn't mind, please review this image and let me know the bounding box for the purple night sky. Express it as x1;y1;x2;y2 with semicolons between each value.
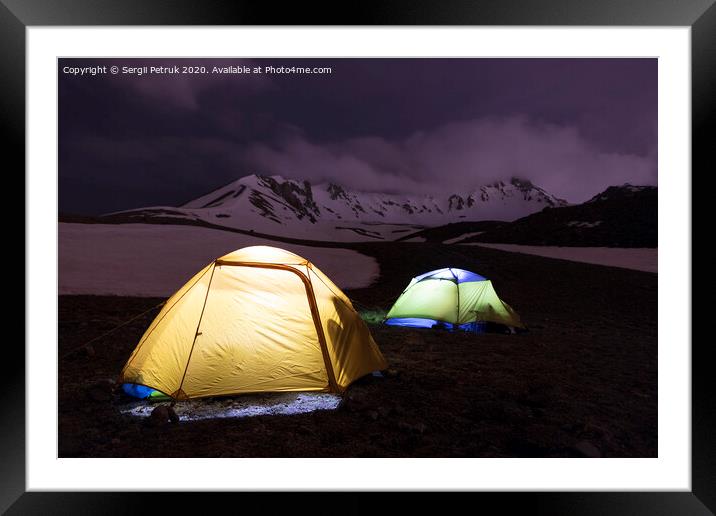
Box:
59;58;657;215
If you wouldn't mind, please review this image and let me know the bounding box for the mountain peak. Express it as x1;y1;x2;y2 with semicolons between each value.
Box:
509;177;535;190
587;184;657;203
238;173;292;184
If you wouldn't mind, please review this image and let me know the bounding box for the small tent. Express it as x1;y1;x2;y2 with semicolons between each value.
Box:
384;267;524;331
119;246;387;400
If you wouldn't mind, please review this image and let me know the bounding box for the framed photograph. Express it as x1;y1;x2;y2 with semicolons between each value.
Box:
9;0;711;513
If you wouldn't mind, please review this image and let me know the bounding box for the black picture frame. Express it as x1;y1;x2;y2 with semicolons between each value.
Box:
7;0;712;513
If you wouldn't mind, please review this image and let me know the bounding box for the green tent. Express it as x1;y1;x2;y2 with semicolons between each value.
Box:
384;268;524;331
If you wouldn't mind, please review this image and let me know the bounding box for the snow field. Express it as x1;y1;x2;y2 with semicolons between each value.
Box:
59;223;379;296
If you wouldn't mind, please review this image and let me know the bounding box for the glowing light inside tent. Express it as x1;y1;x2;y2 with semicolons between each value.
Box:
384;266;523;329
119;392;342;421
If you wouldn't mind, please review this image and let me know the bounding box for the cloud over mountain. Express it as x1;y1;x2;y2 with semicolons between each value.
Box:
243;116;655;202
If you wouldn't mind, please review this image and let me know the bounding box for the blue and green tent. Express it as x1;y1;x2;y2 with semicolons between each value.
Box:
384;268;524;331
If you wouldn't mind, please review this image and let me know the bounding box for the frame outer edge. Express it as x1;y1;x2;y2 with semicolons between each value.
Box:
0;1;26;514
691;1;716;513
10;0;712;512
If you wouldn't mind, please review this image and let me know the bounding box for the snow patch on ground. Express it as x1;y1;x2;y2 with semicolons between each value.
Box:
119;392;342;421
442;231;485;244
566;220;602;228
59;223;379;296
468;243;657;273
402;236;427;243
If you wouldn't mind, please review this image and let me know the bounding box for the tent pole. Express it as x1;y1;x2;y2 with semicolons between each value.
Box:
305;267;340;392
118;263;213;383
175;262;217;399
450;268;460;325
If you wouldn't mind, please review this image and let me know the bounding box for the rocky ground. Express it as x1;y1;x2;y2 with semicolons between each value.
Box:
58;242;657;457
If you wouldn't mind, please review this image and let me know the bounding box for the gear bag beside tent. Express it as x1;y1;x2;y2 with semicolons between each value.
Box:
119;246;387;399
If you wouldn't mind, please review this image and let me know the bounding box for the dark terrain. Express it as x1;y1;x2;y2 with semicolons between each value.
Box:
59;242;657;457
466;185;657;247
396;220;504;243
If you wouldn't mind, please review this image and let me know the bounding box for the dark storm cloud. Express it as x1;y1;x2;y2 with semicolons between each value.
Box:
59;58;657;214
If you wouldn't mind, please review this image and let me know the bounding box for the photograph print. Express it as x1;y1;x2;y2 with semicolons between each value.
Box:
58;57;657;458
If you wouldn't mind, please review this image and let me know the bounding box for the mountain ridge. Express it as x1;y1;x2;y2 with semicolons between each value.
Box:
460;184;657;248
107;173;568;241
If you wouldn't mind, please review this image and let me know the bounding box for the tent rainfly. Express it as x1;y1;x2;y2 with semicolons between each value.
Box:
119;246;387;400
384;267;524;331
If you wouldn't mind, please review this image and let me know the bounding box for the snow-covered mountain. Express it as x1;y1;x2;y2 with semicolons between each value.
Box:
108;174;568;242
459;183;657;248
586;184;656;203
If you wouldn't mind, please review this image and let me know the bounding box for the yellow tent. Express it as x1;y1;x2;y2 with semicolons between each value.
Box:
119;246;387;400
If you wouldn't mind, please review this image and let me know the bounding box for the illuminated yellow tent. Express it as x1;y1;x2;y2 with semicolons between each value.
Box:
119;246;387;400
